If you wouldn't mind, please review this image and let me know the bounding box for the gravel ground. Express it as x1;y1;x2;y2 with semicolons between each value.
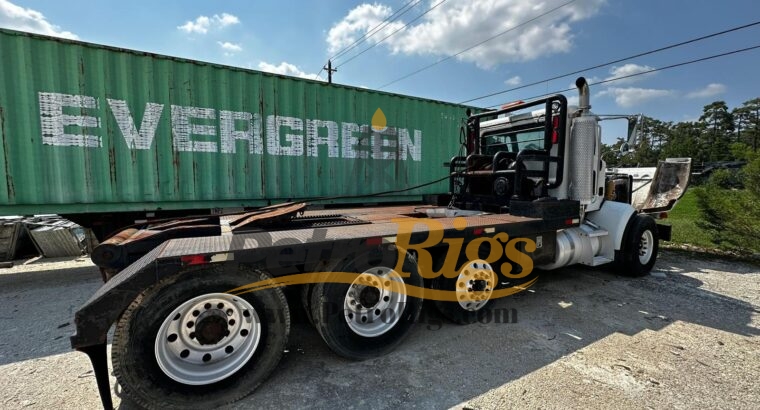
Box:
0;251;758;409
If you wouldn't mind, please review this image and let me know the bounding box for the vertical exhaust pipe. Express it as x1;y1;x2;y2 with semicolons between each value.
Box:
569;76;596;204
576;77;590;113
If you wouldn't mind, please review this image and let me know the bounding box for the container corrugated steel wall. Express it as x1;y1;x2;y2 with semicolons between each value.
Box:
0;28;470;216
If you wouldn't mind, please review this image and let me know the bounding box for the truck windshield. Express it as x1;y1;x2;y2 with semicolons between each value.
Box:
481;128;544;155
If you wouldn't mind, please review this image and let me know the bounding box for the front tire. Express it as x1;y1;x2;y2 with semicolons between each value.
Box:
618;214;659;277
112;265;290;409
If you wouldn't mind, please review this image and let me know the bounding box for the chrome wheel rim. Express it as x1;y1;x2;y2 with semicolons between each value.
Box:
456;260;496;311
155;293;261;385
638;230;654;265
344;267;407;337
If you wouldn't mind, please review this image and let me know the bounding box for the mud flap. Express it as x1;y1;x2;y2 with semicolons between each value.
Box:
638;158;692;214
656;223;672;241
78;343;113;410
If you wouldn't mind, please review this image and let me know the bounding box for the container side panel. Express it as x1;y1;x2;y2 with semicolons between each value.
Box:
0;29;468;216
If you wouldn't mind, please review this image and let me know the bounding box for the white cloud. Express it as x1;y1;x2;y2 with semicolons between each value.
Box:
0;0;77;39
327;0;605;69
218;41;242;54
605;63;654;82
686;83;726;99
326;3;397;54
178;13;240;34
505;75;522;86
597;87;673;108
257;61;322;81
216;13;240;27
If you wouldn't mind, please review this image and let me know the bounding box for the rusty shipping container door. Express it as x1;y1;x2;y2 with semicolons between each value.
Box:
0;28;470;216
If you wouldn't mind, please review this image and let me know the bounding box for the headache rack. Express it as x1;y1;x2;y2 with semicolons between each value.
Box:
449;95;568;212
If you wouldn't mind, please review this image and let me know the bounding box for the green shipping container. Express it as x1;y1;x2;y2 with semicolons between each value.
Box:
0;28;471;217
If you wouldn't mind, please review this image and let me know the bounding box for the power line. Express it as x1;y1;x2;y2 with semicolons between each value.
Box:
459;19;760;104
480;44;760;109
316;0;422;80
335;0;449;69
332;0;422;63
377;0;578;90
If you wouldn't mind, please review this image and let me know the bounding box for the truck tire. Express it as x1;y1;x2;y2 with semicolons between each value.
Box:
432;260;497;324
310;246;423;360
617;214;659;277
112;265;290;409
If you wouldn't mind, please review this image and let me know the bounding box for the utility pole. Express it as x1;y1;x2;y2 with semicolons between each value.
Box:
323;60;337;84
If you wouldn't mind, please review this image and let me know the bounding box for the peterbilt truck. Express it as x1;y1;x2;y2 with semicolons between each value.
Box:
71;77;691;409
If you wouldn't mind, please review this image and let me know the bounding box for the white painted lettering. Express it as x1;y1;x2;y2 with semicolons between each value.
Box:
171;106;218;152
107;99;163;150
39;92;101;147
398;129;422;161
37;90;424;161
305;119;339;157
266;116;303;156
220;111;262;154
371;128;397;160
341;123;372;159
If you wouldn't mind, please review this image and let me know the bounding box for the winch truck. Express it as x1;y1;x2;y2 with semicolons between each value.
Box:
71;77;690;409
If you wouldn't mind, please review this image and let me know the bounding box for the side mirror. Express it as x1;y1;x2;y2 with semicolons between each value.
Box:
619;142;630;155
627;114;643;147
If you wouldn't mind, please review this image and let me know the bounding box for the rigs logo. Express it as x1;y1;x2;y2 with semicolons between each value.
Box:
226;216;538;304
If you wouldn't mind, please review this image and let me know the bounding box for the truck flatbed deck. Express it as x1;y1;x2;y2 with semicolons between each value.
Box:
73;203;576;349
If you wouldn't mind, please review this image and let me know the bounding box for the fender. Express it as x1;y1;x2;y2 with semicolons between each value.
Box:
585;200;636;251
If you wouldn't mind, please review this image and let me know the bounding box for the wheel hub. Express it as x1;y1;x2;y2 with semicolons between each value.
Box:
194;312;229;345
358;286;381;308
638;230;654;264
155;293;261;385
456;260;496;312
344;267;407;337
471;279;487;292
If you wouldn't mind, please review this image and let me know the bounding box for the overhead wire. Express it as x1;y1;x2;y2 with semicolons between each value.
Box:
458;19;760;104
335;0;449;69
331;0;422;63
480;44;760;109
316;0;421;79
377;0;578;90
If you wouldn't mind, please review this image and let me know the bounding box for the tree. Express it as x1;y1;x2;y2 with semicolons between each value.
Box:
738;98;760;151
732;106;751;145
699;101;734;162
640;116;670;150
661;121;704;162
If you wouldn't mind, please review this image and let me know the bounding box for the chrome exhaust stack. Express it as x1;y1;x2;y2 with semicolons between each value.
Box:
576;77;590;114
569;76;596;205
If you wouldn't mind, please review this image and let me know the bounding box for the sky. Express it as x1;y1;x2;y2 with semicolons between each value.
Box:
2;0;759;143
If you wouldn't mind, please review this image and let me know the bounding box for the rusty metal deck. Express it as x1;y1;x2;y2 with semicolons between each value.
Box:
159;208;547;259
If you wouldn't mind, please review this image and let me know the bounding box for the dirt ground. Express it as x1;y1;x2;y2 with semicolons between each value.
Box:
0;250;758;409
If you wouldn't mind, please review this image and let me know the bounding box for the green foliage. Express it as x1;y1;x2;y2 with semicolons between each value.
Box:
729;143;752;161
664;189;714;248
602;98;760;168
708;168;743;189
694;160;760;253
601;98;760;254
741;155;760;197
